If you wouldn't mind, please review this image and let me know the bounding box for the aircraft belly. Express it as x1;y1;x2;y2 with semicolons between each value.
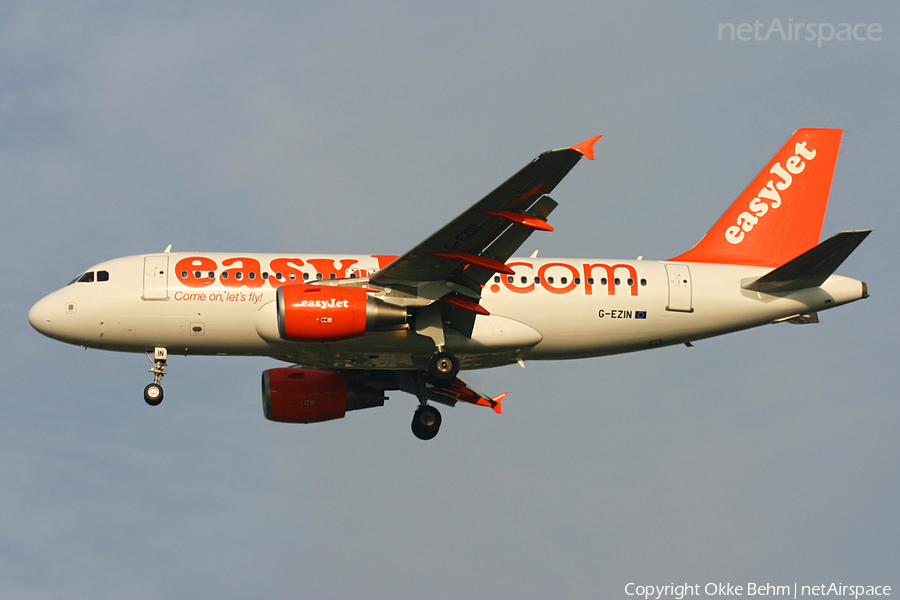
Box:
276;328;526;371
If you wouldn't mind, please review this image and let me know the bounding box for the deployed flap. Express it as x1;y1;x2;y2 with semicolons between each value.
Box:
370;137;600;299
743;230;871;293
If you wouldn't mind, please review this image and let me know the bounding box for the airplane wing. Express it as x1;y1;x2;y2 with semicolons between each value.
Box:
426;377;507;414
369;136;601;304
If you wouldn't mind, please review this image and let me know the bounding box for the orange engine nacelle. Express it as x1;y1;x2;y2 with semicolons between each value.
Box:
276;284;407;342
262;368;386;424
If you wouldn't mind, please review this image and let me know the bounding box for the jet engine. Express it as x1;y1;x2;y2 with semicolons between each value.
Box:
262;367;386;423
276;284;407;342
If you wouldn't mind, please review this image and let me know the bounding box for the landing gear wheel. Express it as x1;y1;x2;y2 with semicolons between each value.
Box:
411;405;442;440
428;351;459;388
144;383;164;406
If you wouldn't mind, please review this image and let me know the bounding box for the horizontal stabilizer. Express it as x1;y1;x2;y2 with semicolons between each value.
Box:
743;230;871;293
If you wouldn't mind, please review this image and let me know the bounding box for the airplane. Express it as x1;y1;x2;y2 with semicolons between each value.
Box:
28;129;869;440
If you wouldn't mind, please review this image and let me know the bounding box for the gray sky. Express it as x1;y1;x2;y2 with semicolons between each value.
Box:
2;1;898;598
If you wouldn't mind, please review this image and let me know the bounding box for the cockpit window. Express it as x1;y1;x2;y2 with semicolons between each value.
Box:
68;270;109;285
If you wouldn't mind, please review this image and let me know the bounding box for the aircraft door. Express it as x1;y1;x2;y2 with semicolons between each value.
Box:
143;256;169;300
665;263;692;312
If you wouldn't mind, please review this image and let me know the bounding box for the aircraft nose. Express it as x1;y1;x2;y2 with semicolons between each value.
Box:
28;295;53;336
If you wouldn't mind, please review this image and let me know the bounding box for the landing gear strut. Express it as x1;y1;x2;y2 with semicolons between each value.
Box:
411;404;442;440
415;306;459;389
144;347;167;406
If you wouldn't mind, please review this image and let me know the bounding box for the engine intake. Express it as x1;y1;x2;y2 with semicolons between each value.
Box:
262;368;386;423
276;284;407;342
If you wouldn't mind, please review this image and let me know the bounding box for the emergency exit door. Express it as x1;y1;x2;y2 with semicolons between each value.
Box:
665;263;693;312
142;256;169;300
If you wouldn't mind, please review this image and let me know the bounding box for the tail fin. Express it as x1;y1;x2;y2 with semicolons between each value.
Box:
672;129;843;268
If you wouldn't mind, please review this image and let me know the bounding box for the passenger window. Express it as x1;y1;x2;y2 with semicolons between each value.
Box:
627;278;634;286
560;277;567;284
640;279;647;286
329;273;336;280
600;278;607;285
208;272;215;279
508;276;514;283
575;277;581;284
547;277;555;284
180;271;188;279
303;273;310;281
289;273;296;280
521;276;527;284
534;277;541;284
97;270;109;282
587;277;594;285
614;278;621;285
494;276;500;283
262;272;269;280
249;272;256;280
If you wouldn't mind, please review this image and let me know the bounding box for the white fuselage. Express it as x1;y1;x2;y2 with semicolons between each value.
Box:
28;252;866;370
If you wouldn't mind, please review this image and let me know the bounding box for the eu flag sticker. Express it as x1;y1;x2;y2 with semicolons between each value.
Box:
635;311;647;319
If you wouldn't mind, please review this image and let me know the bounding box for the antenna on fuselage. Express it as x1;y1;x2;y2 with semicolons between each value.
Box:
164;244;172;253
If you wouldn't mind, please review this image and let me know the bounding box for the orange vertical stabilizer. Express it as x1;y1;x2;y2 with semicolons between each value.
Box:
671;128;843;268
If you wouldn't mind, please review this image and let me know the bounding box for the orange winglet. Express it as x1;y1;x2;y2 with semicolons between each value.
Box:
469;392;505;414
429;252;515;276
487;392;507;414
427;378;506;414
439;292;490;316
482;210;554;231
570;135;602;160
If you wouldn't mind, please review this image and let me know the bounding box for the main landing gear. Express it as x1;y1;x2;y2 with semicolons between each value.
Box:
411;404;442;440
415;306;459;389
144;347;167;406
428;350;459;387
398;370;448;441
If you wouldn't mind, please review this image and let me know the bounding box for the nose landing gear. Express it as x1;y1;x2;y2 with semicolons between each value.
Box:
143;382;163;405
144;347;167;406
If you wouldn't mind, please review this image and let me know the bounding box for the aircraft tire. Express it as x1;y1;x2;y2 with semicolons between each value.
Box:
428;351;459;388
144;383;164;406
411;405;441;440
